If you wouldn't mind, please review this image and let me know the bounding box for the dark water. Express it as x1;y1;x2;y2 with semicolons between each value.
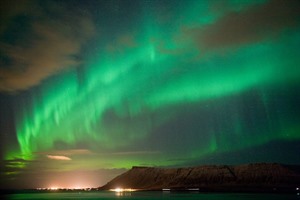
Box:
4;191;300;200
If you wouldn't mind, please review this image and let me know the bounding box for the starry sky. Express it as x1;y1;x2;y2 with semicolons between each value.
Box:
1;0;300;189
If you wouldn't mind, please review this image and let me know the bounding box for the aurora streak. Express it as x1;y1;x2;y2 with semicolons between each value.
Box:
1;0;300;189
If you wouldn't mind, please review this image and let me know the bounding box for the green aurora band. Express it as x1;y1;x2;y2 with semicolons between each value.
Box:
7;0;300;169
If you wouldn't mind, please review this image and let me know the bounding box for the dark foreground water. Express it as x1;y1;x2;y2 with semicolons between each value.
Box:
4;191;300;200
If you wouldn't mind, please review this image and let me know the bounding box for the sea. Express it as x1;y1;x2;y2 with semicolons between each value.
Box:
3;191;300;200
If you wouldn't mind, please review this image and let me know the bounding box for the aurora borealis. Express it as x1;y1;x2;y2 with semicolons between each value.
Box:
1;0;300;189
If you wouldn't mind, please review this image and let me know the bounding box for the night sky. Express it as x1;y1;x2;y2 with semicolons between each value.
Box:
1;0;300;189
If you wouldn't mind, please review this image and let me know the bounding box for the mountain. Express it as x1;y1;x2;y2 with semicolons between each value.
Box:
100;163;300;193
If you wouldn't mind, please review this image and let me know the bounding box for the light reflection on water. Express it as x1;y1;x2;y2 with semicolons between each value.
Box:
5;191;300;200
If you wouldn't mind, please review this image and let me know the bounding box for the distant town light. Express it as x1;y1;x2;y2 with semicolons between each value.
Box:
110;188;136;192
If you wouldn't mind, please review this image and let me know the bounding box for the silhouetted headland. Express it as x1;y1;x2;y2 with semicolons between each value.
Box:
99;163;300;193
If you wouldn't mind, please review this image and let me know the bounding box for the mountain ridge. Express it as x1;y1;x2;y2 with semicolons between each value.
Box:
100;163;300;193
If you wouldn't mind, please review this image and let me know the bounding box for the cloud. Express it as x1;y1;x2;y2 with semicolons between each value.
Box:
1;158;34;178
107;151;160;156
0;0;32;34
37;149;159;157
3;158;32;169
36;149;94;156
188;0;300;52
0;1;95;93
47;155;71;161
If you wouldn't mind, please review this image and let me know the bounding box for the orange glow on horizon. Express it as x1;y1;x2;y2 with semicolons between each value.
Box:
38;185;94;190
46;181;95;190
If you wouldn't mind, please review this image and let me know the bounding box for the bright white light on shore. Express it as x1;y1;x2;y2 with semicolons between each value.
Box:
110;188;136;192
115;188;123;192
49;187;58;190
